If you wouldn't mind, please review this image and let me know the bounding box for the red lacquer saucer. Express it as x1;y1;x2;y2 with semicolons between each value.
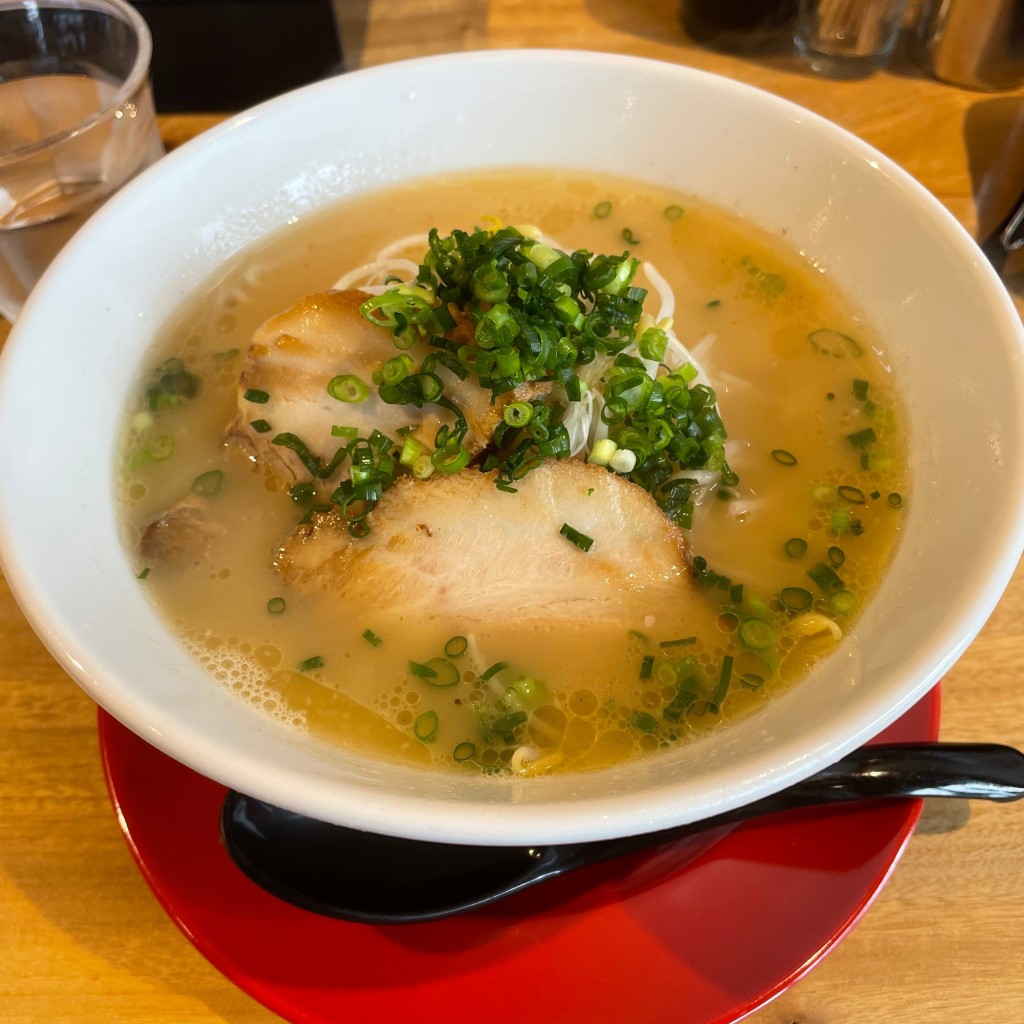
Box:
99;690;939;1024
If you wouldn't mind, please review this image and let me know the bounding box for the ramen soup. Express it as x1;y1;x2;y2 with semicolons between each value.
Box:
119;170;907;777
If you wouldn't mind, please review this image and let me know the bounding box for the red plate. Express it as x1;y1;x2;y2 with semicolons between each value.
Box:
100;690;939;1024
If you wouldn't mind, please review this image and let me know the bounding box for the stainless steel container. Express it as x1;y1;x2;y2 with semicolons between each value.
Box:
917;0;1024;90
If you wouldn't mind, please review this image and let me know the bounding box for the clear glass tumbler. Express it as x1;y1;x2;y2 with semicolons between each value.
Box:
0;0;164;320
795;0;908;78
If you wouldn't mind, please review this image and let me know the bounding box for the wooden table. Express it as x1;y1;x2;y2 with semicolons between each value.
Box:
4;2;1024;1021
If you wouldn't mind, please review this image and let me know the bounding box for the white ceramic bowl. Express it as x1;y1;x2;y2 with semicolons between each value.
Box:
2;51;1023;846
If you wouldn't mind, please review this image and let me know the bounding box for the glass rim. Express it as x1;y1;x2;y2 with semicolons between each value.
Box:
0;0;154;167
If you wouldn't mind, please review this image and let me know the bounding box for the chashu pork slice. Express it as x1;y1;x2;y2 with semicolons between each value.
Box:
140;494;225;568
275;459;691;625
229;289;532;485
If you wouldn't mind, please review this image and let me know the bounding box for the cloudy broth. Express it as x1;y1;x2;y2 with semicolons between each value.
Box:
119;170;907;775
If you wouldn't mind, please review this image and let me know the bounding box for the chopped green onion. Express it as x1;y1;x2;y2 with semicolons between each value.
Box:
362;628;382;646
609;449;636;474
453;741;476;762
656;663;679;687
739;256;786;296
838;485;865;504
663;676;699;722
589;437;618;466
414;710;439;742
739;619;775;651
243;388;270;404
621;227;640;245
829;590;859;615
711;655;734;708
780;586;813;611
415;372;444;402
593;201;612;219
739;673;765;691
828;545;846;566
771;449;798;466
289;481;315;503
267;597;286;614
847;427;876;449
663;204;684;221
327;374;369;403
560;368;583;402
808;562;844;593
480;661;508;682
298;655;323;671
784;537;808;558
412;454;434;480
888;492;903;507
273;432;329;478
559;523;595;552
638;327;667;362
706;299;721;308
146;435;174;462
639;655;654;680
431;444;471;475
472;264;511;304
852;379;870;401
413;657;460;686
444;635;468;657
145;358;200;411
830;506;852;533
381;354;416;386
331;425;359;438
659;636;697;648
489;710;527;742
250;419;272;434
191;469;225;497
504;401;534;427
808;329;863;358
399;435;424;467
631;710;658;732
136;567;150;580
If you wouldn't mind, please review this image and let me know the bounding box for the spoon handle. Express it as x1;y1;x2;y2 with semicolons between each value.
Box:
779;742;1024;804
571;743;1024;868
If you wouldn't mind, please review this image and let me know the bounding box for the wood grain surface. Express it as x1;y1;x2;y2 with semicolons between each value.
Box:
3;2;1024;1021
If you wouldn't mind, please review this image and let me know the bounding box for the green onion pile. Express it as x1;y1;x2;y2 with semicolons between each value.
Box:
352;225;734;523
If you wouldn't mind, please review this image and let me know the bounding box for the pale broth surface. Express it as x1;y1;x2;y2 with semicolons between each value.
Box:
119;171;907;775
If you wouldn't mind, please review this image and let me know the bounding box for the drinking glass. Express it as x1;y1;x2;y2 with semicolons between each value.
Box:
795;0;907;77
0;0;164;320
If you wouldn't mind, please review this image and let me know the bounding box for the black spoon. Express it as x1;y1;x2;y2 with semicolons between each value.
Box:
220;742;1024;925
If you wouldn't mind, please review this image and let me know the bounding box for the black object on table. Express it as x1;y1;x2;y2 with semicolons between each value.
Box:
680;0;797;53
980;186;1024;272
128;0;344;112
